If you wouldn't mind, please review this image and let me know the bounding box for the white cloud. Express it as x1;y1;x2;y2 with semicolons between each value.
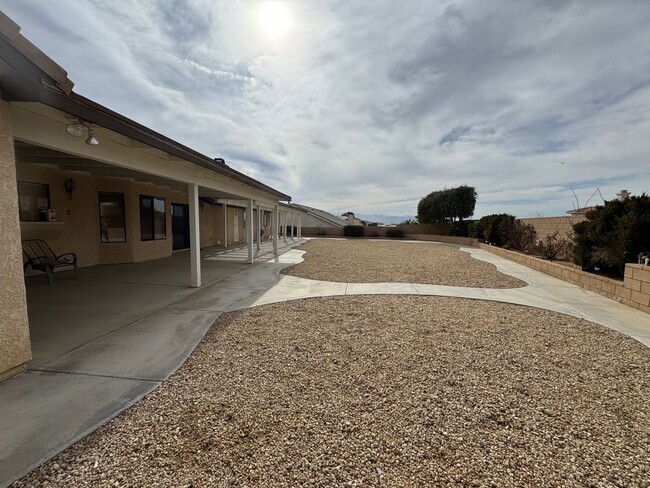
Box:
2;0;649;217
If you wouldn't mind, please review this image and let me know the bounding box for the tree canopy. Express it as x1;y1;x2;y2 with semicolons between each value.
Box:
417;185;477;224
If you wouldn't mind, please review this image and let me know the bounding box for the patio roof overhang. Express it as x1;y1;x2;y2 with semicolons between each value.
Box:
0;11;290;204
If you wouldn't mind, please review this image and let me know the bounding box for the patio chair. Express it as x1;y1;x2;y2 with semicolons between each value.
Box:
22;239;78;285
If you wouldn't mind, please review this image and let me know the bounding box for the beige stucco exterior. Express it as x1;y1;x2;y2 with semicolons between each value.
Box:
0;100;31;379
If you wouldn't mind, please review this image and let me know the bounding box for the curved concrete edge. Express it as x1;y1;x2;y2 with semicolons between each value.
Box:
242;248;650;349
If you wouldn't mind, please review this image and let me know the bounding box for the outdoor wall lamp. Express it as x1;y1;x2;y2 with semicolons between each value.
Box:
64;178;76;200
65;120;100;145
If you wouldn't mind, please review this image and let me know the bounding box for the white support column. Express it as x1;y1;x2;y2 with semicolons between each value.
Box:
247;199;254;264
223;203;228;248
273;204;279;255
291;213;295;239
283;212;287;241
298;215;302;238
188;182;201;287
257;205;261;250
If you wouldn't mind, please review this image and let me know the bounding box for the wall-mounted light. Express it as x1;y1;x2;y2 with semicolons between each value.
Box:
64;178;76;200
65;120;100;145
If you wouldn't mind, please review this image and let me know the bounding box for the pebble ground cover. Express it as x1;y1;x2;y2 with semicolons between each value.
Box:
15;296;650;487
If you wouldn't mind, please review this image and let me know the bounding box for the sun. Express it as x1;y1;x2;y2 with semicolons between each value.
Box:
258;1;291;40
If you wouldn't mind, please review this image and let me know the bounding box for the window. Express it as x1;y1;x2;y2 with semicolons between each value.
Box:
242;209;247;228
99;192;126;243
139;195;166;241
18;181;50;222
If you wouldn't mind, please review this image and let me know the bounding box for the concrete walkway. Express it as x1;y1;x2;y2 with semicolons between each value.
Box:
1;239;649;486
245;246;650;348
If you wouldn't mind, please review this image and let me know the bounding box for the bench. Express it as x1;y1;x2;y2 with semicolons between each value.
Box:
22;239;78;284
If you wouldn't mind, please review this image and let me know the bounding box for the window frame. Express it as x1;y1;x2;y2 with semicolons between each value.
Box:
17;181;51;222
98;191;127;243
139;195;167;241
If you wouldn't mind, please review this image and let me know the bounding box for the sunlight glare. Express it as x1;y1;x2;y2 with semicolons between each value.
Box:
259;1;291;40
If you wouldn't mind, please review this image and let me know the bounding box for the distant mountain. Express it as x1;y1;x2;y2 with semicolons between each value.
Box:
355;213;415;224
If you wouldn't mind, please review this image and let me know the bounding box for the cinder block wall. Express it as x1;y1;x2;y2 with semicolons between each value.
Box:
519;216;586;241
477;243;650;314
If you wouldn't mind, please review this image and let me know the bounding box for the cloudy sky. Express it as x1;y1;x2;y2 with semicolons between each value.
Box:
2;0;650;218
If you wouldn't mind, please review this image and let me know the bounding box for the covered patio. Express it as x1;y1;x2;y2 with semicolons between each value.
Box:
1;240;305;485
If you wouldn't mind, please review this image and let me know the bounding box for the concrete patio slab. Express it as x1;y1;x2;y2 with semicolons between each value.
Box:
33;309;222;381
168;286;265;312
0;371;157;486
26;279;199;365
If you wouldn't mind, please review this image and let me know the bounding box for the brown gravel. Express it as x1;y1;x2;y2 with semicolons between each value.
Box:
281;239;526;288
15;296;650;487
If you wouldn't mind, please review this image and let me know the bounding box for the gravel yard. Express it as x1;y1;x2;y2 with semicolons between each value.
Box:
281;239;526;288
15;296;650;487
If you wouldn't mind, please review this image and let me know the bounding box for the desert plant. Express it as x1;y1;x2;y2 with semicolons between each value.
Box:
343;225;365;237
500;218;537;252
535;232;573;261
386;227;405;238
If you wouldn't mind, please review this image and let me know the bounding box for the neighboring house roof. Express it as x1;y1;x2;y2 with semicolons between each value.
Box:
0;11;290;201
288;203;348;228
566;206;596;216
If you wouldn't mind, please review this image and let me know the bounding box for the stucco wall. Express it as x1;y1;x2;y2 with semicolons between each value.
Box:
0;101;31;379
16;163;199;267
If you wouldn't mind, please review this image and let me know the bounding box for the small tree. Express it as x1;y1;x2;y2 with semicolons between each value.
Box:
417;185;477;224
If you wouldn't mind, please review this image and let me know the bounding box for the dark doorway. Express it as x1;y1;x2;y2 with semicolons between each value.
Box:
172;203;190;250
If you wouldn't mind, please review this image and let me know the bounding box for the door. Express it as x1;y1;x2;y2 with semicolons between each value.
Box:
172;203;190;250
233;209;240;242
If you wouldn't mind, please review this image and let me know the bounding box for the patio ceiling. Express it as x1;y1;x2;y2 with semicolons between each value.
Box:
14;142;249;201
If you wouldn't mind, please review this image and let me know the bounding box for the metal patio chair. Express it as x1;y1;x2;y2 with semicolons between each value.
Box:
22;239;78;284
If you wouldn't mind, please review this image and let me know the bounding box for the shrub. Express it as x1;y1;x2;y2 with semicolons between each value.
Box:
500;218;537;252
475;214;536;251
315;226;327;236
448;220;470;237
343;225;365;237
386;227;405;238
368;230;380;237
534;232;573;261
572;193;650;275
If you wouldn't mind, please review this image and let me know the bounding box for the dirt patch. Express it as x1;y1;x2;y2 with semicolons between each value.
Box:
15;296;650;487
282;239;526;288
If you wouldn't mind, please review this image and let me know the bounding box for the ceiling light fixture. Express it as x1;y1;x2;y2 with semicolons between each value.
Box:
65;119;100;145
85;127;100;146
66;121;84;137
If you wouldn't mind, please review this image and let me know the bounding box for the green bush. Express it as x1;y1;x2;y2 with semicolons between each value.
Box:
448;220;468;236
475;214;536;251
573;194;650;275
368;229;380;237
344;225;365;237
476;214;512;246
386;227;405;238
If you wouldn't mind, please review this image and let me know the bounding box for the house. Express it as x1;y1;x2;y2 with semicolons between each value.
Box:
0;11;304;380
340;211;362;226
290;203;348;228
